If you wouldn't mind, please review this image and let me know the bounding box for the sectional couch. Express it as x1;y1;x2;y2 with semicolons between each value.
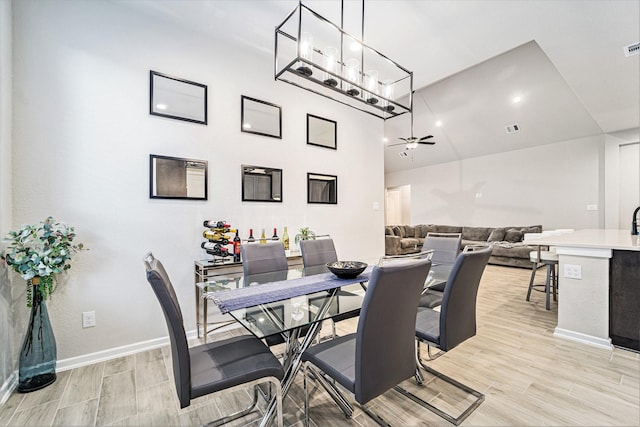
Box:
384;224;543;268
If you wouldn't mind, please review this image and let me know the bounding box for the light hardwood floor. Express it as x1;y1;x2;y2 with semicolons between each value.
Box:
1;265;638;426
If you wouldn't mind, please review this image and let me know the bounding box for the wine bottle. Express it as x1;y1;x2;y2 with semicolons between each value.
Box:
260;228;267;244
203;220;230;229
233;231;241;262
282;226;290;250
272;227;279;241
201;241;230;257
202;229;229;244
247;229;255;243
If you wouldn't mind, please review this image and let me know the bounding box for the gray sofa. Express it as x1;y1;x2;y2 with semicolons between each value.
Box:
384;224;542;268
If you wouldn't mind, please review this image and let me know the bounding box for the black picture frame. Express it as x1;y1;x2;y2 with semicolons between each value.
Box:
149;154;208;200
149;70;207;125
241;96;282;139
242;165;283;202
307;114;337;150
307;173;337;204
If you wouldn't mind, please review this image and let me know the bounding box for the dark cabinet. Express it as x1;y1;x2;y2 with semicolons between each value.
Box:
609;250;640;351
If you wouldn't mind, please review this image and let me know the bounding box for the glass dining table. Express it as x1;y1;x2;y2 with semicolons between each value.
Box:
198;261;451;426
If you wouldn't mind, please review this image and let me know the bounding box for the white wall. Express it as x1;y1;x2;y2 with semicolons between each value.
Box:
0;0;16;404
385;135;606;229
12;0;384;362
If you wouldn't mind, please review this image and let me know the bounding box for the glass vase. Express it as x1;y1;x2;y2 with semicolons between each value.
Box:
17;277;57;392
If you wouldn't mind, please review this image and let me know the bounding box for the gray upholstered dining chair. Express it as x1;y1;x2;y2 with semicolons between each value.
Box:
299;237;338;266
417;233;463;309
300;237;360;338
143;252;284;427
240;242;294;347
301;255;432;426
396;245;492;426
240;242;288;276
422;232;462;267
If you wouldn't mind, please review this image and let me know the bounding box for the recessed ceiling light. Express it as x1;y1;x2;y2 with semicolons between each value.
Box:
513;96;521;103
383;137;389;143
349;42;361;52
155;103;167;110
435;120;443;127
243;123;251;129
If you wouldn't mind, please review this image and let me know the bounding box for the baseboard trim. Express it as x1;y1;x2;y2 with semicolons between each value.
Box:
0;371;17;406
554;327;613;350
56;328;198;372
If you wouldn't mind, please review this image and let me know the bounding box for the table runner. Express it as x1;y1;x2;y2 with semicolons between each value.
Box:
205;265;373;313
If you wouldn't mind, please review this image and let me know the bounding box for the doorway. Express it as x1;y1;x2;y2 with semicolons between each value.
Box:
619;142;640;229
385;185;411;225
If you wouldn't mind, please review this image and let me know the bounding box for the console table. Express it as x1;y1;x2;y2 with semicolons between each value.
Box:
194;252;303;342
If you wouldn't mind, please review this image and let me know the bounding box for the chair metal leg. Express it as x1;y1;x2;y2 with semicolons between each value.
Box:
414;366;424;385
526;261;537;301
204;377;282;427
306;365;354;418
545;263;552;310
303;363;310;427
361;405;392;426
400;340;484;426
306;364;393;426
552;263;558;301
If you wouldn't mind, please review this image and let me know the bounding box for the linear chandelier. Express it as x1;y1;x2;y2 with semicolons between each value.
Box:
275;0;413;120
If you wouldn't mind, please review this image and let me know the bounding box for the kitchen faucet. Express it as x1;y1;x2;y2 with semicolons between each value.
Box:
633;206;640;235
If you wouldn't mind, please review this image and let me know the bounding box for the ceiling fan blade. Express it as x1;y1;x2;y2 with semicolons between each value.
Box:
418;135;434;141
417;141;436;145
387;142;407;147
398;137;410;142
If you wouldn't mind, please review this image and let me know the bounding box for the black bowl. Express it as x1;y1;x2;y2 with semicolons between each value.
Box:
326;261;368;279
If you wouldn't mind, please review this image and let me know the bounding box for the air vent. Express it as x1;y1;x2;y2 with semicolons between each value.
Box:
505;124;520;133
624;42;640;57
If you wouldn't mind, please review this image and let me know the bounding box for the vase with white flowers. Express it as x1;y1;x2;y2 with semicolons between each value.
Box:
1;216;85;392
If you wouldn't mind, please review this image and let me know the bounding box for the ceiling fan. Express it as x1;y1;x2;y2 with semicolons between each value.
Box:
387;110;436;150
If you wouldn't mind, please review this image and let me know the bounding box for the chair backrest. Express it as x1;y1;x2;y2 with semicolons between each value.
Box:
143;252;191;408
240;242;287;276
439;245;492;352
354;256;432;404
422;232;461;265
300;237;338;267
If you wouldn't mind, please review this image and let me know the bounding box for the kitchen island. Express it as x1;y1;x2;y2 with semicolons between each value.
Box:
525;229;640;351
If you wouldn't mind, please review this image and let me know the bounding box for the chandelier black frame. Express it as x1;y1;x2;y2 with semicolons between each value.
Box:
275;1;413;120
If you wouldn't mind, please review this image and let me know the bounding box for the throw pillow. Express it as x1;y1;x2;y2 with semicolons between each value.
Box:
385;226;394;236
392;226;404;238
504;228;524;243
487;228;506;242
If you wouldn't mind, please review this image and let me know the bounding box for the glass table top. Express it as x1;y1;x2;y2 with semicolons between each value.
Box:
198;262;451;340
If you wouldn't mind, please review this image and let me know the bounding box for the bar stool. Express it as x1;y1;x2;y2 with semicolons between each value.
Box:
526;245;558;310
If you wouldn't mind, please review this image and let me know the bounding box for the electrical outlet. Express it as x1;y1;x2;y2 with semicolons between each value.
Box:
563;264;582;279
82;311;96;328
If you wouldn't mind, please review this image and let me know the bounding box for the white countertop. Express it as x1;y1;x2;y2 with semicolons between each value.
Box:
525;229;640;251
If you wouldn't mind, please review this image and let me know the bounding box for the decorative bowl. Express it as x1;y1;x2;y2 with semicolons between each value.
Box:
326;261;368;279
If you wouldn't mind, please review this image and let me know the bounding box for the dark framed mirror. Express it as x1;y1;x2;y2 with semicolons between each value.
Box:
242;165;283;202
150;70;207;125
150;154;208;200
241;96;282;139
307;114;337;149
307;173;337;204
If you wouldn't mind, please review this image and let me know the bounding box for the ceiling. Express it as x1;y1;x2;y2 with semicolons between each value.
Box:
120;0;640;172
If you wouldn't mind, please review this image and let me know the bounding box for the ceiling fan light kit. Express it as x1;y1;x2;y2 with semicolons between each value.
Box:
274;0;413;120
